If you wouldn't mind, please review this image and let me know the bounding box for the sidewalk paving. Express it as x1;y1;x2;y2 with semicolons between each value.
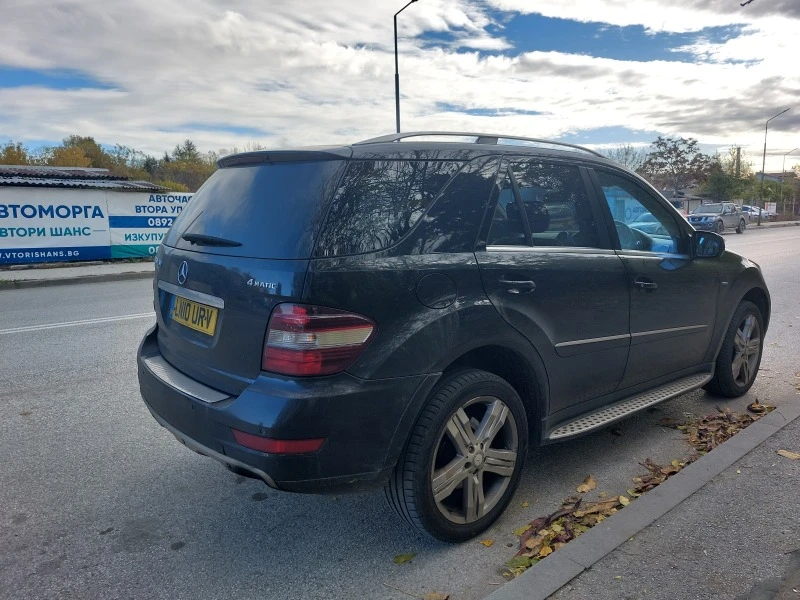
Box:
489;397;800;600
0;261;154;289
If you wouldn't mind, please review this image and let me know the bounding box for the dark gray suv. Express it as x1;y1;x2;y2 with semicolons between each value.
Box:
138;132;770;542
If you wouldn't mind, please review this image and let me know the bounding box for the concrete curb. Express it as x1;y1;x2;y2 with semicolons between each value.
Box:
486;398;800;600
0;269;154;290
752;221;800;229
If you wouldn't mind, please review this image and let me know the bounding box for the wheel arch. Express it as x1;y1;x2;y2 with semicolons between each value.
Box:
382;340;551;473
441;344;548;437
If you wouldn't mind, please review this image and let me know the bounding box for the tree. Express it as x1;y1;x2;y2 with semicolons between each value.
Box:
172;139;201;163
603;144;646;172
0;141;31;165
46;146;91;167
641;136;711;198
700;148;754;202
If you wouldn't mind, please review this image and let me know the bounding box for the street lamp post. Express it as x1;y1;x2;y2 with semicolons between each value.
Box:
394;0;418;134
758;108;790;226
780;147;798;217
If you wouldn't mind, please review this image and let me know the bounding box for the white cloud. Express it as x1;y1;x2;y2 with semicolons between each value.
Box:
0;0;797;171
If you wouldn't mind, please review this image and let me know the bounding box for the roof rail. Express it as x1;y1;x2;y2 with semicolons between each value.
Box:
354;131;605;158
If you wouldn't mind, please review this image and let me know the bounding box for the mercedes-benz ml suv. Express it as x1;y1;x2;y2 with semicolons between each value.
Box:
138;132;770;542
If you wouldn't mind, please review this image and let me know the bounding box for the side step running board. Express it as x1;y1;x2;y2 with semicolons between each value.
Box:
547;372;713;441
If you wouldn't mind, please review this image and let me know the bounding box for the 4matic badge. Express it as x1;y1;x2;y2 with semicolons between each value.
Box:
246;278;278;290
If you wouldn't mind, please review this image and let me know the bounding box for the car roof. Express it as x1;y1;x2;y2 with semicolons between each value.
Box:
218;131;625;170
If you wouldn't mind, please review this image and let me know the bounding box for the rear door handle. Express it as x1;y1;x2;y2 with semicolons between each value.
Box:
499;277;536;294
634;277;658;291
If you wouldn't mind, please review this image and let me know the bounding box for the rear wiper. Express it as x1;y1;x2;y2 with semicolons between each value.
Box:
181;233;242;247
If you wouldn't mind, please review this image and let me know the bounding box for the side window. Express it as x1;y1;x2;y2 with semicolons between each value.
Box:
315;159;462;256
596;170;685;254
486;160;601;248
486;172;526;246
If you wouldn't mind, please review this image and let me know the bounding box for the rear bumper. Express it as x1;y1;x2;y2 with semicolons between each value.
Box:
137;326;437;492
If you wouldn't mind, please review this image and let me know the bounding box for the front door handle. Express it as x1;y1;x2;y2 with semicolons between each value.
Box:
499;277;536;294
634;277;658;291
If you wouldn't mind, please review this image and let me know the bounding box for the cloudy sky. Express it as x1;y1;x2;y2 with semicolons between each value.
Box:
0;0;798;170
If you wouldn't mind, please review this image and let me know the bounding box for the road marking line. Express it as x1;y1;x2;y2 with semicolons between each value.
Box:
728;234;800;246
0;313;155;335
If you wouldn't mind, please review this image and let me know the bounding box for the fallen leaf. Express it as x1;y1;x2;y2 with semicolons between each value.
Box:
505;555;533;576
538;545;553;558
619;495;630;506
479;539;494;547
627;488;642;498
777;450;800;460
423;594;449;600
514;524;532;536
525;536;544;550
521;501;530;508
747;401;768;414
576;475;597;494
671;460;682;469
393;553;416;565
550;523;564;534
598;492;607;499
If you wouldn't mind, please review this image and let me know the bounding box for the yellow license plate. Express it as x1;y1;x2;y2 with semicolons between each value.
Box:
171;296;218;336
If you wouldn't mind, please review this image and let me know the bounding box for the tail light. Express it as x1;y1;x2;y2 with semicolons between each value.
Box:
262;303;376;376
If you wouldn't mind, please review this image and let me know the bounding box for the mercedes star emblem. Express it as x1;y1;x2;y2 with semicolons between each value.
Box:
177;261;188;285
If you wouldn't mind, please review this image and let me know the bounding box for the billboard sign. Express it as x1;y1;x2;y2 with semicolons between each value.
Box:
0;188;193;264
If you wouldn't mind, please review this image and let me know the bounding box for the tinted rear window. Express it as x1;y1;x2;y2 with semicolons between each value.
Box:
164;160;345;259
314;159;464;257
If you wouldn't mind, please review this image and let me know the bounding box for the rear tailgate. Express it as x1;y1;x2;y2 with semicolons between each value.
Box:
155;151;349;395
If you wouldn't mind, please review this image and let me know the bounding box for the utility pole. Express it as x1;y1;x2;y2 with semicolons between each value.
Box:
758;108;790;226
394;0;418;134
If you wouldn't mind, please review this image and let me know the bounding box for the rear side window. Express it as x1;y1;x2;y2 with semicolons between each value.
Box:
487;161;601;248
164;160;345;259
314;160;463;256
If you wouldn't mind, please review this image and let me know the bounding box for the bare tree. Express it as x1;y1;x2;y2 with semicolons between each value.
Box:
603;144;646;172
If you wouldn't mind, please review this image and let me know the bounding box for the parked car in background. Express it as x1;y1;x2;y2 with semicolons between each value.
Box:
689;202;747;234
138;131;770;542
630;212;670;236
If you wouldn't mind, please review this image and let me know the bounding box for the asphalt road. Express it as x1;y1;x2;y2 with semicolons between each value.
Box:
1;227;798;600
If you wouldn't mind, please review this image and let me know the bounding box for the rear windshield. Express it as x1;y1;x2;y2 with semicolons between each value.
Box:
164;160;345;259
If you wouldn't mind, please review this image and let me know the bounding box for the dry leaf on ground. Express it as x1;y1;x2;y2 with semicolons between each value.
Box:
423;593;450;600
777;449;800;460
576;475;597;493
480;539;494;547
392;553;416;565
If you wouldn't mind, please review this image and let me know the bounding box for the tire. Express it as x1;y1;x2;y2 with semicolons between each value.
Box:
705;301;764;397
385;369;529;542
716;220;724;234
736;219;745;234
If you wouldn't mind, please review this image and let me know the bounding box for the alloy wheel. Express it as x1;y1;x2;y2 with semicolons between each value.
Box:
430;396;518;524
732;314;760;386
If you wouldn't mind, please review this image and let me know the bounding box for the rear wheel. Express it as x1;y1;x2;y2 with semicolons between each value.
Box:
736;219;746;234
386;369;528;542
705;301;763;397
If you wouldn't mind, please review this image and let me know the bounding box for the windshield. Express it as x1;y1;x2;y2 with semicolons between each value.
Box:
694;204;723;214
164;159;346;259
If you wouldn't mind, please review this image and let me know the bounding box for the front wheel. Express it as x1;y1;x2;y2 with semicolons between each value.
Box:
736;219;746;234
716;220;724;234
386;369;529;542
705;301;764;397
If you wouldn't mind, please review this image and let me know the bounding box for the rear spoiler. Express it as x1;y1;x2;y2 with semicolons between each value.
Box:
218;147;352;168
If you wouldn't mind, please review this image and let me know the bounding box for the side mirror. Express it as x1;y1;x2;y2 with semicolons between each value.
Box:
693;231;725;258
